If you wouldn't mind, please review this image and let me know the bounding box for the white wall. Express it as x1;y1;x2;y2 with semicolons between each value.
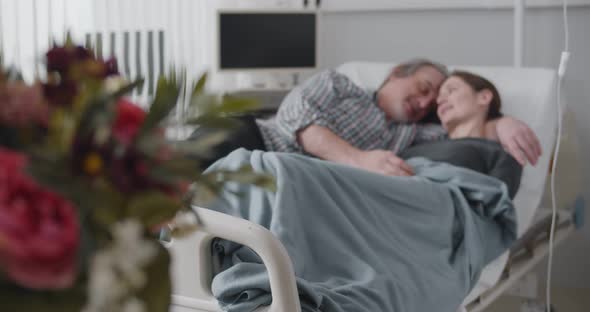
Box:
318;6;590;289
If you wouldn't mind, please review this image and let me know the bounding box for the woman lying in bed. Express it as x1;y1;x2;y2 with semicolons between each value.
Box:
401;70;522;198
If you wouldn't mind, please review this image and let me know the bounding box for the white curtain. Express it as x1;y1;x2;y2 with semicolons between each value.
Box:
0;0;212;102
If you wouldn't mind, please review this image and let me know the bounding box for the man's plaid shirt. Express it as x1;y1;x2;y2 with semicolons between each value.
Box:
256;70;446;154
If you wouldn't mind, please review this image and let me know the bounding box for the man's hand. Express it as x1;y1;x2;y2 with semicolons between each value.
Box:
353;150;414;176
298;125;414;176
496;117;542;166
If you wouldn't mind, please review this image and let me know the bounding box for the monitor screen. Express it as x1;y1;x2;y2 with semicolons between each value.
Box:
219;12;316;70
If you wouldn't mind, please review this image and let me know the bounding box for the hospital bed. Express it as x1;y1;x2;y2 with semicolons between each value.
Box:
167;62;577;312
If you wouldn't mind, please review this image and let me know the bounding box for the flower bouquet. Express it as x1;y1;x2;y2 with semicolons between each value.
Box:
0;42;272;312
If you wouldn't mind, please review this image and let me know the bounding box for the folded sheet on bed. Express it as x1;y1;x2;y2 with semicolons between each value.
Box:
204;149;517;312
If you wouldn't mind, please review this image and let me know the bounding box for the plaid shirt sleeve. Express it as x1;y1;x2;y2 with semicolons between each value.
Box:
412;123;448;146
274;70;359;149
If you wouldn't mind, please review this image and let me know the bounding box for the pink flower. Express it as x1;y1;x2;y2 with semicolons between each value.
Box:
0;148;80;290
112;99;146;145
0;82;49;128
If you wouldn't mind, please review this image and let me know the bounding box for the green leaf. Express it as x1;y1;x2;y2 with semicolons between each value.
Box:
25;153;126;212
46;108;77;153
64;32;74;47
191;180;222;206
187;94;218;118
0;282;86;312
145;153;202;183
139;75;181;137
135;133;169;157
127;192;182;228
213;96;260;115
137;243;171;312
0;125;20;149
25;152;127;235
185;115;242;129
77;213;98;275
92;204;121;228
189;165;276;206
189;94;260;119
77;79;144;138
204;166;277;192
25;154;85;203
171;131;230;157
89;183;127;228
192;72;208;96
180;70;188;104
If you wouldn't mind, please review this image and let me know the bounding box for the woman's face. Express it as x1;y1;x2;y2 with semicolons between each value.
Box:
436;76;489;129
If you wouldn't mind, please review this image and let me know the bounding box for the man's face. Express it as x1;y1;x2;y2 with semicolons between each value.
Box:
377;66;446;123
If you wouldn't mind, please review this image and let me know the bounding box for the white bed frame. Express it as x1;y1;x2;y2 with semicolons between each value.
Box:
167;2;579;312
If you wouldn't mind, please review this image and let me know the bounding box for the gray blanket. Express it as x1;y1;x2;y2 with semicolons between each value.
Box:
205;149;517;312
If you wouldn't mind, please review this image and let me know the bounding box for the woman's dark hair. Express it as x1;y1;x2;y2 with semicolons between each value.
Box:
450;70;503;120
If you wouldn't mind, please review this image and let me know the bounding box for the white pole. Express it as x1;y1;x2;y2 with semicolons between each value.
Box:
514;0;525;67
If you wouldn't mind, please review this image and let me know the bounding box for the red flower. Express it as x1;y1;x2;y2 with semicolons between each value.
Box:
46;46;119;78
0;148;80;290
42;80;78;108
112;99;146;145
46;46;92;74
44;45;119;107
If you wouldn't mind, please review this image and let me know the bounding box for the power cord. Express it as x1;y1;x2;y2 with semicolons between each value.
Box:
547;0;570;310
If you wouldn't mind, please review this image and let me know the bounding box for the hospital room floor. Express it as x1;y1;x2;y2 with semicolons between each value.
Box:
484;287;590;312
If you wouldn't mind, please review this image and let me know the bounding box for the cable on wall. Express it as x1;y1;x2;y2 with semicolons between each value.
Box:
546;0;570;310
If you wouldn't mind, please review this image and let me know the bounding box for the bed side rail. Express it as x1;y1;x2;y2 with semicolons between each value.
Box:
168;207;301;312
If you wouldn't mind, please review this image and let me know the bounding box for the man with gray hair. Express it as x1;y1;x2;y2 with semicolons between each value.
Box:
195;59;541;176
